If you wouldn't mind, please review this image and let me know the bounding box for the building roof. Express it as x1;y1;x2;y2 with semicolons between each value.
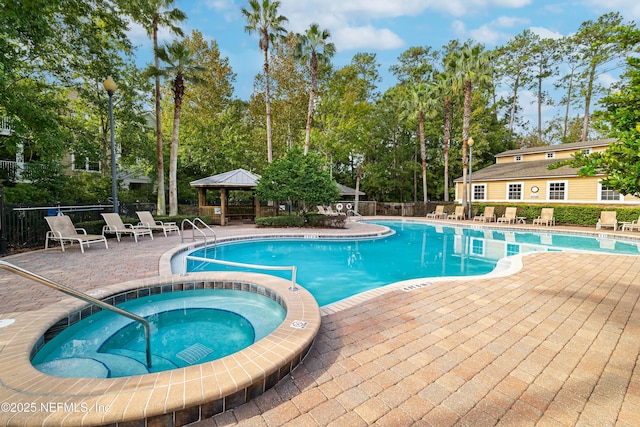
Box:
337;183;365;196
453;158;605;182
190;168;260;188
496;138;616;158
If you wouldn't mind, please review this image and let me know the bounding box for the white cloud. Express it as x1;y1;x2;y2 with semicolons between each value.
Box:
333;26;405;51
530;26;564;40
460;15;529;45
582;0;640;21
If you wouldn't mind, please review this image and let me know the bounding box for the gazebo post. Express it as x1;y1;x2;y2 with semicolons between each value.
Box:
254;194;260;219
198;188;206;216
220;188;227;226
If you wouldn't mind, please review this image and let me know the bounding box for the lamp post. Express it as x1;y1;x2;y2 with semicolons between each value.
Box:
468;137;474;219
103;76;118;214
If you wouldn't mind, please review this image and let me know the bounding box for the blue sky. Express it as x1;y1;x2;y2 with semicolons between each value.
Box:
126;0;639;128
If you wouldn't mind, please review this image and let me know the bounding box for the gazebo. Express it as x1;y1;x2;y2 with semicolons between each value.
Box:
190;168;275;225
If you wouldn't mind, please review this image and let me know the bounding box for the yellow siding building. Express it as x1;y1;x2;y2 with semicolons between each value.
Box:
454;139;640;206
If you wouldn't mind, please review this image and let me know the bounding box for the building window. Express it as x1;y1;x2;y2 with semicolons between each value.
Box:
546;152;555;159
514;155;522;162
600;184;623;201
548;181;567;200
71;154;100;172
582;148;591;155
507;183;523;201
472;184;486;201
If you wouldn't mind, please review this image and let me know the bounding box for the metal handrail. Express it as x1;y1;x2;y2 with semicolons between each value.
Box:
0;260;152;368
183;255;298;291
181;218;217;247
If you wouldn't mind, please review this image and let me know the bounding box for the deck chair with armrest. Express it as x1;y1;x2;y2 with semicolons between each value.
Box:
426;205;447;219
447;206;465;220
497;207;518;224
136;211;180;237
473;206;495;222
533;208;556;226
621;214;640;232
101;213;153;242
596;211;617;231
45;215;108;253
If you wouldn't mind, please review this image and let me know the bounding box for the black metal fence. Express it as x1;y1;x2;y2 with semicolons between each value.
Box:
0;201;156;254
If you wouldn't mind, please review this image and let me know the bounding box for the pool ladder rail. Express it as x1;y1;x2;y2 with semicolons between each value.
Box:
0;260;153;369
181;217;217;248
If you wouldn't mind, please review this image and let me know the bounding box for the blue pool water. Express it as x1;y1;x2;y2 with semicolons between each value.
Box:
185;221;640;306
32;289;286;378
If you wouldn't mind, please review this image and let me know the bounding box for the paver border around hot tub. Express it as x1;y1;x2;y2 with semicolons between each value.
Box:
0;271;320;427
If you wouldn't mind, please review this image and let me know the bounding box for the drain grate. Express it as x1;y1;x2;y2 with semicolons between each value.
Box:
176;343;214;365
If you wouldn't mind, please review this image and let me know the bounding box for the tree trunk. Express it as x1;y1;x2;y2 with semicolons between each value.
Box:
264;45;273;162
153;21;166;215
169;76;184;216
418;110;427;204
304;54;317;155
462;80;472;214
443;97;451;201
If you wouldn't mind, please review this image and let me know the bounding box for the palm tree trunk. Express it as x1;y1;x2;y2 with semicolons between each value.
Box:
304;71;316;155
153;23;166;215
169;77;184;216
462;80;472;214
581;63;596;142
418;110;427;204
264;47;273;162
443;97;451;201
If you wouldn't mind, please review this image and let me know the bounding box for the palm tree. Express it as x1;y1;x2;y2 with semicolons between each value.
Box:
136;0;186;215
294;23;335;155
401;82;435;204
150;41;204;216
449;44;492;215
434;72;454;201
242;0;288;163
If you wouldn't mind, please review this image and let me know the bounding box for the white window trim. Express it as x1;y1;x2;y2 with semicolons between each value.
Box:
546;152;555;159
471;183;486;201
547;180;568;201
514;155;522;162
582;148;592;155
71;154;101;173
506;181;525;201
597;180;624;202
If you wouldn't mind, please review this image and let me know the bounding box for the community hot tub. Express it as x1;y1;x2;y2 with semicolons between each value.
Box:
0;272;320;426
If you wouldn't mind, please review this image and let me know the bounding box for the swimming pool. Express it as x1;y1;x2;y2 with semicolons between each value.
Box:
184;220;640;306
32;288;286;378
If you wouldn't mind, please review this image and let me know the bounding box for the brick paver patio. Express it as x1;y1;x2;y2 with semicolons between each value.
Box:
1;219;639;426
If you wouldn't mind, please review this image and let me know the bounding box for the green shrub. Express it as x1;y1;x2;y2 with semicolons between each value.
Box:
255;215;305;227
473;203;640;226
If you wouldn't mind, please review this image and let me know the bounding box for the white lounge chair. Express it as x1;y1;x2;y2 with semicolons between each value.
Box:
101;213;153;242
136;211;180;237
533;208;556;226
621;215;640;232
473;206;495;222
596;211;617;231
447;206;465;220
426;205;447;219
45;215;108;253
497;207;518;224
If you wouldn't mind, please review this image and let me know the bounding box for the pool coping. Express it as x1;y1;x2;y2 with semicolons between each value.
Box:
0;272;320;426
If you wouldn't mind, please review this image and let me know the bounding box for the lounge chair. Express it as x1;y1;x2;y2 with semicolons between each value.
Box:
45;215;108;253
621;215;640;232
533;208;556;226
473;206;495;222
497;207;518;224
426;205;446;219
136;211;180;237
596;211;617;231
447;206;465;220
101;213;153;242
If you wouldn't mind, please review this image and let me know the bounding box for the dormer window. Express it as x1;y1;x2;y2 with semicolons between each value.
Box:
546;152;555;159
